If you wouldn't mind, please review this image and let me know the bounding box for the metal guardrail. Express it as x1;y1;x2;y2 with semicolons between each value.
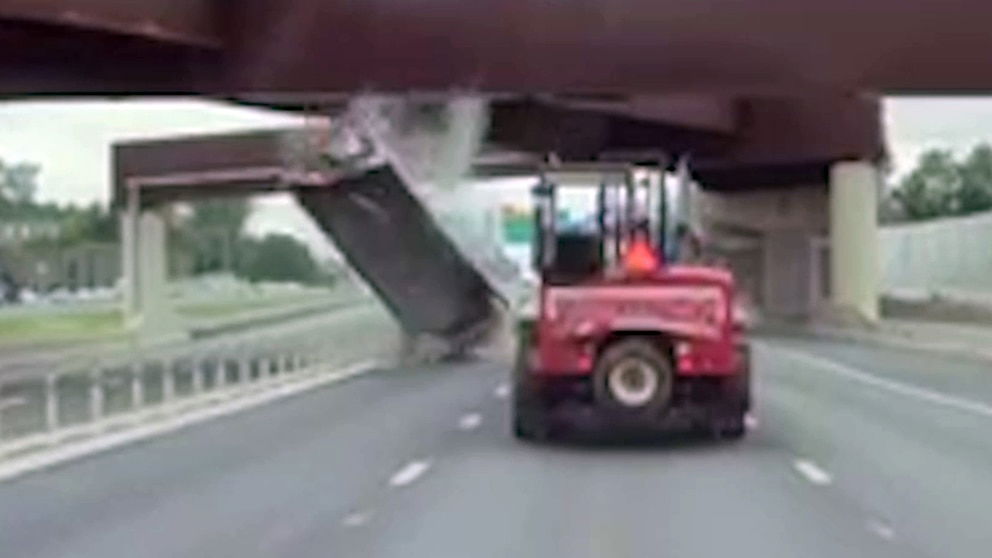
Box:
0;327;340;458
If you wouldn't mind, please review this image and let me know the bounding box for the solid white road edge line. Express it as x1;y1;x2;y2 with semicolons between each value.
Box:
0;360;379;484
767;345;992;419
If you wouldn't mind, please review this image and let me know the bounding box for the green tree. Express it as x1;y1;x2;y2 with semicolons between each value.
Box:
235;234;323;284
182;199;251;274
957;143;992;215
891;149;960;220
0;160;40;204
61;203;117;244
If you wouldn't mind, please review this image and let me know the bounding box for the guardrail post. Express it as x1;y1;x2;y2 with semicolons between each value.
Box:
131;364;144;409
193;356;205;395
239;356;249;386
269;355;280;378
45;374;59;432
216;352;228;390
162;361;175;404
90;370;105;422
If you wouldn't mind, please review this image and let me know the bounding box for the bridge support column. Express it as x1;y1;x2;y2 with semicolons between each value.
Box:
119;196;184;344
829;160;880;322
120;196;139;320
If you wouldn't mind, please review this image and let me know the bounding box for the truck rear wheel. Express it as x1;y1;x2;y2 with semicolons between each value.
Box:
511;323;548;441
713;350;750;440
593;338;673;416
713;412;745;439
512;380;548;441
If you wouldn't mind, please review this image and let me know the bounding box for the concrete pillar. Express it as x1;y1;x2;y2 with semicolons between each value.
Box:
137;210;169;323
120;192;139;321
829;161;880;322
119;198;185;344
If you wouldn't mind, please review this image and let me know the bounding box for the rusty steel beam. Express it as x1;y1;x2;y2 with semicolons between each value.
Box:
0;0;220;94
3;1;992;95
488;99;734;161
553;95;739;135
113;129;295;206
721;95;884;165
488;94;881;168
0;21;219;94
227;0;992;95
0;0;222;47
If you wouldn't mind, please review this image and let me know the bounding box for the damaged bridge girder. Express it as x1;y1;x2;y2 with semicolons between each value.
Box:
113;127;502;353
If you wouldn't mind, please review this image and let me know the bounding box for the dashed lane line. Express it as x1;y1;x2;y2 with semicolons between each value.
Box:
388;459;432;488
793;458;833;486
458;413;482;431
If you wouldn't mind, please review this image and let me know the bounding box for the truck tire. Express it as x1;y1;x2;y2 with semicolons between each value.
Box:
511;322;548;441
593;338;673;416
733;344;752;412
715;412;745;440
512;380;548;441
714;348;750;440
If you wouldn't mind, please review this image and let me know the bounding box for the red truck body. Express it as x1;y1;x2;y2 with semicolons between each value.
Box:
511;162;751;441
532;265;744;380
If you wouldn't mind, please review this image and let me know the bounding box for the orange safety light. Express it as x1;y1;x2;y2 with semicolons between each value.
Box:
624;232;659;274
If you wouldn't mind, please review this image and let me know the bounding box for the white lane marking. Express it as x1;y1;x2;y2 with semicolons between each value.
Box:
0;360;379;484
494;383;511;399
744;413;759;430
342;511;372;528
772;346;992;419
0;397;27;411
867;519;896;541
388;459;432;487
457;412;482;431
793;458;833;486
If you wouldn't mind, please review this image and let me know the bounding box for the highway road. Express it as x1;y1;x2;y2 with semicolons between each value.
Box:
1;336;991;557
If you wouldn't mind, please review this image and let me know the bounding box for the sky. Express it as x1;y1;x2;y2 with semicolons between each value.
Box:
884;97;992;178
0;99;338;256
1;96;990;251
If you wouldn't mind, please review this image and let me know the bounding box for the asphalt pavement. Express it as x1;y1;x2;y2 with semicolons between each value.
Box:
1;336;991;557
